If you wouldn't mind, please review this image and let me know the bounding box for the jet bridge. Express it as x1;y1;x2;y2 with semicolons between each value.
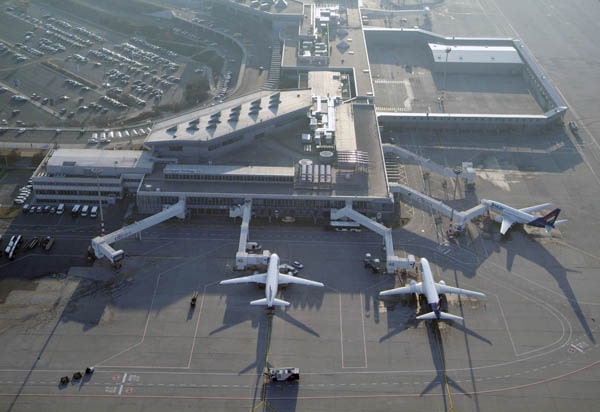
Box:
382;144;476;185
230;200;270;270
91;199;186;264
388;183;487;231
330;202;415;273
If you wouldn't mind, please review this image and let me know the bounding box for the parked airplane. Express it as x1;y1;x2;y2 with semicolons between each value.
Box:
219;253;324;308
481;199;567;235
379;258;485;321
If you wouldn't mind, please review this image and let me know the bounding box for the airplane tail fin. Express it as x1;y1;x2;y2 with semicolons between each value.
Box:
416;311;463;321
529;208;565;231
542;208;561;226
250;298;290;307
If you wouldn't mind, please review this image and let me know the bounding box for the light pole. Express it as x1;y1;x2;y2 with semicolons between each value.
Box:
91;168;105;236
442;46;452;95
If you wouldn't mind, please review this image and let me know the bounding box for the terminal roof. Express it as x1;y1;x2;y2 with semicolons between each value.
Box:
145;89;313;145
429;43;522;64
46;148;153;169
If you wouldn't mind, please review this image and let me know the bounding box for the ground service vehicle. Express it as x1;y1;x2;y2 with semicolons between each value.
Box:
190;291;199;307
569;121;579;133
267;367;300;382
245;241;261;252
364;253;382;274
6;235;22;260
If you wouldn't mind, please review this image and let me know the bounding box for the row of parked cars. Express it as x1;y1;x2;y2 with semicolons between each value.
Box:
13;184;33;205
21;203;99;218
71;204;98;217
23;203;64;215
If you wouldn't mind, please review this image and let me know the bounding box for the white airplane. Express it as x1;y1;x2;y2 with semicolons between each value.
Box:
219;253;324;308
379;258;485;321
481;199;567;235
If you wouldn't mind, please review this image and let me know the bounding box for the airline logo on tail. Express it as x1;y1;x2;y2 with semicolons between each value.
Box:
528;208;567;231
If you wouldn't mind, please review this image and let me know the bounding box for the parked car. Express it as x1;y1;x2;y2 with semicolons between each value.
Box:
41;236;55;251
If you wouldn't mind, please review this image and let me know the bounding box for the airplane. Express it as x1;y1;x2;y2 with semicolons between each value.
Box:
219;253;324;308
481;199;567;235
379;258;485;321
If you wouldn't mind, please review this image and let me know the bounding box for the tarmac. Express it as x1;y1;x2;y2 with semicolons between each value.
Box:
1;0;600;411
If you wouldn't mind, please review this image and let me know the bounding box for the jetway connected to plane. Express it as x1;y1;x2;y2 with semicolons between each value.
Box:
382;144;476;185
91;199;186;264
230;200;271;270
330;202;415;273
389;182;487;231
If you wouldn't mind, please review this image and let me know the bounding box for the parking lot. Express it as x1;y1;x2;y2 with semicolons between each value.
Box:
0;165;132;281
0;5;240;133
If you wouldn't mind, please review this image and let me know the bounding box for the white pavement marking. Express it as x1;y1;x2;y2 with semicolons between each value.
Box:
570;344;584;353
338;293;345;368
496;294;518;357
118;373;127;395
360;293;368;369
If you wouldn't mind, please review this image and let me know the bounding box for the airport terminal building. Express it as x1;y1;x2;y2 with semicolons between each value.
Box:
32;81;395;222
30;1;567;225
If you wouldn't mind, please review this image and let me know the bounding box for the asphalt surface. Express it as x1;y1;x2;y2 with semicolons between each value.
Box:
1;0;600;411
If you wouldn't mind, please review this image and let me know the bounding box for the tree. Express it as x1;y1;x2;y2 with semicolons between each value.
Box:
6;149;20;165
31;150;46;166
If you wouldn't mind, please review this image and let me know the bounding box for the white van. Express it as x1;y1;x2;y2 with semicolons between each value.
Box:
71;204;81;216
57;203;65;215
81;205;89;217
90;205;98;218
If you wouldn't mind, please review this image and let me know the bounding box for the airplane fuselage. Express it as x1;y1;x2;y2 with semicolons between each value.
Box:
379;258;485;321
265;253;280;307
483;200;532;223
420;258;442;317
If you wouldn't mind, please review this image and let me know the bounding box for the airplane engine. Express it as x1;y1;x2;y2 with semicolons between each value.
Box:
438;280;446;285
408;279;418;294
493;215;503;223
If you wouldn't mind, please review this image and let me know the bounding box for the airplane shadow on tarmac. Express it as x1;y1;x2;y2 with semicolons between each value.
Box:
394;217;595;345
482;222;595;344
210;301;306;412
421;320;472;410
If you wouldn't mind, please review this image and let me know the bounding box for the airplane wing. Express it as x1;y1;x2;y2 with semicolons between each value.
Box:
251;298;290;307
500;218;514;235
417;311;464;321
519;203;552;214
435;283;486;299
379;282;423;297
220;273;267;285
277;273;324;287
